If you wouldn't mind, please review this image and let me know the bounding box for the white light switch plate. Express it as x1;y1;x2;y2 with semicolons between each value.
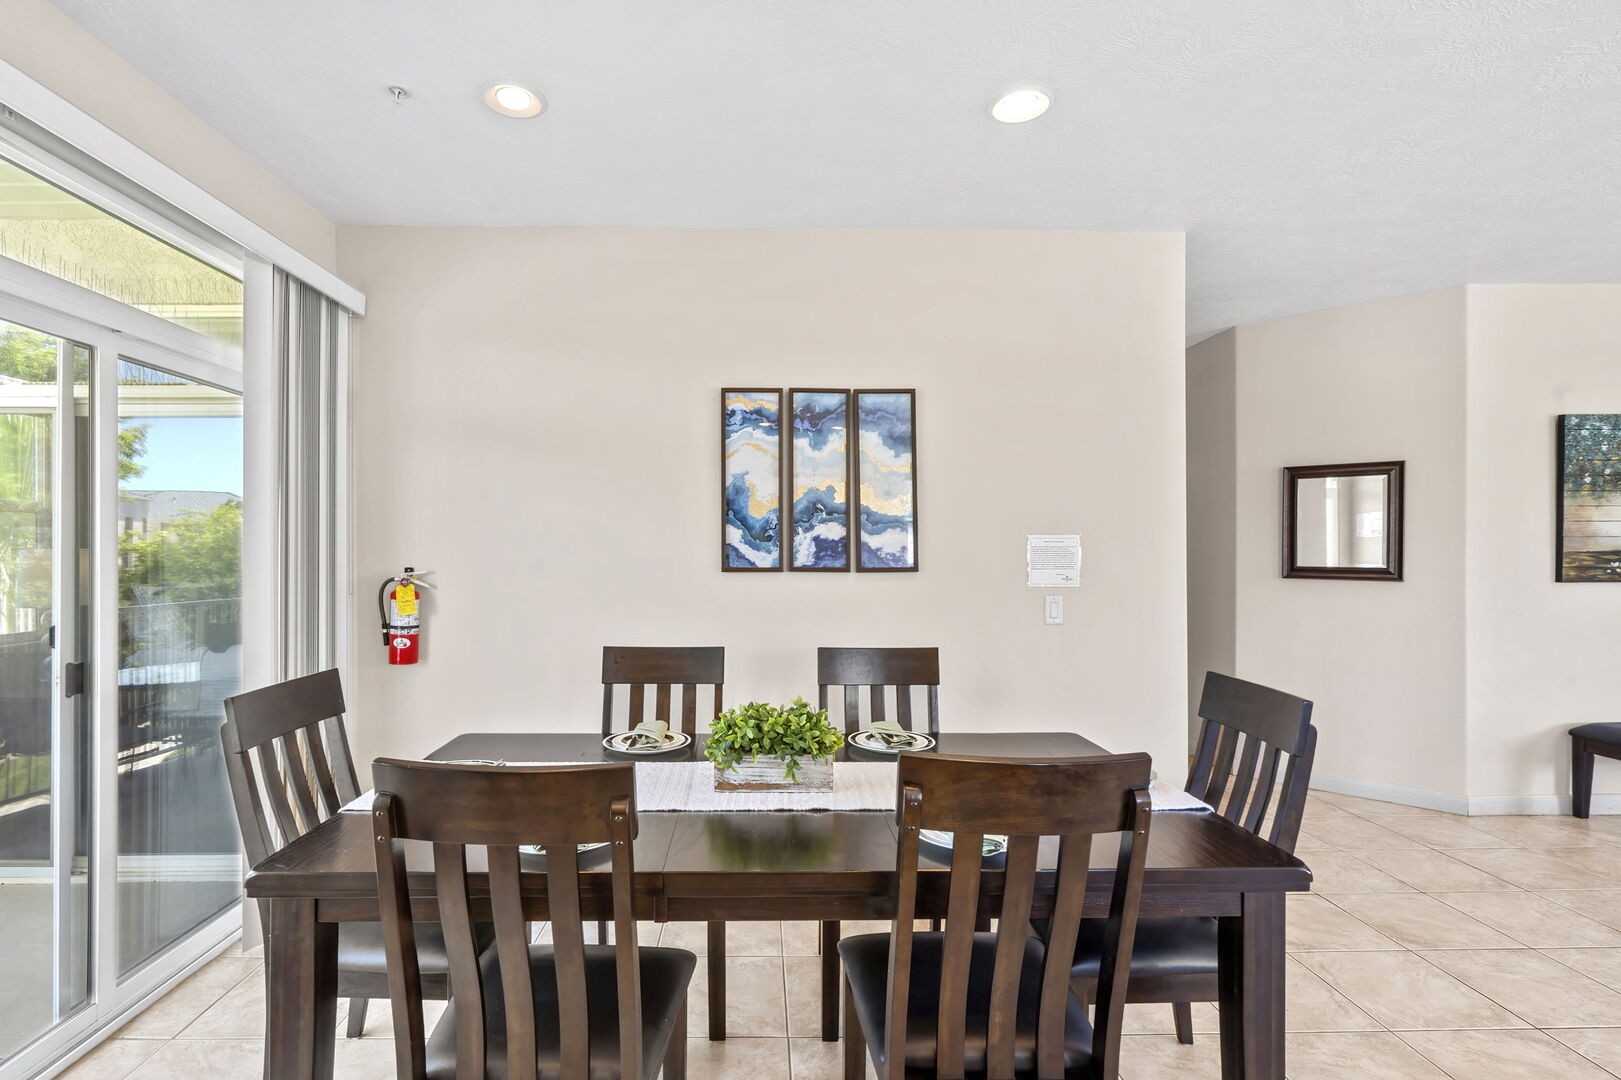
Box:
1044;594;1063;625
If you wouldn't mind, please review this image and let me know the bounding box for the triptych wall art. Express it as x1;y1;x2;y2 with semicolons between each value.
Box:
722;388;916;573
1557;413;1621;582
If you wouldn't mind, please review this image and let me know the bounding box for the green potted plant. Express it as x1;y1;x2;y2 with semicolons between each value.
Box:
706;697;845;792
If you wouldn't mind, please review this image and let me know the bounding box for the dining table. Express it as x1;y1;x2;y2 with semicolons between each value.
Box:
245;730;1312;1080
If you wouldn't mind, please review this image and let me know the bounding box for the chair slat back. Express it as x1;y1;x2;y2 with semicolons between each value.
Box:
887;752;1152;1080
601;646;724;737
220;668;358;867
1186;671;1317;853
372;760;641;1080
817;647;940;735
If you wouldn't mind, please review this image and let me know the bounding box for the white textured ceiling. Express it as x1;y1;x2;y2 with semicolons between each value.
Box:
47;0;1621;339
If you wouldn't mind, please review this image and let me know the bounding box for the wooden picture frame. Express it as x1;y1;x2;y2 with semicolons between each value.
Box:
787;389;852;571
1557;414;1621;582
1281;460;1404;581
721;388;784;571
853;389;919;572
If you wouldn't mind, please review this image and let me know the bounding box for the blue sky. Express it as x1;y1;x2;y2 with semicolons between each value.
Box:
122;416;243;496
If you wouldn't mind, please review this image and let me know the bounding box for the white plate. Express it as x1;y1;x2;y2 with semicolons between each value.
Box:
520;841;611;857
919;830;1009;858
603;730;693;754
849;729;936;754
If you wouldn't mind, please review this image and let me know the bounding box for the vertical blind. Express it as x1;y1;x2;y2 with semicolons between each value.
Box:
271;269;344;678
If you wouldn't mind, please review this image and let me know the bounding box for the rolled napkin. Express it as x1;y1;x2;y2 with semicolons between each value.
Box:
868;718;914;747
625;719;669;749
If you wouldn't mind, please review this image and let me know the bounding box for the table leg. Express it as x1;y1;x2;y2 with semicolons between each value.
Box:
820;920;840;1041
1217;891;1285;1080
707;921;727;1041
265;898;338;1080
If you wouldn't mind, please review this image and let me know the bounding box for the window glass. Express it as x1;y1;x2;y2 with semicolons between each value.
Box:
116;360;242;973
0;158;243;347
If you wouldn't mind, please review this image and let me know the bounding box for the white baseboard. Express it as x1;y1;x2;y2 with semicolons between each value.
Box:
1311;772;1469;815
1312;772;1621;817
1463;792;1621;816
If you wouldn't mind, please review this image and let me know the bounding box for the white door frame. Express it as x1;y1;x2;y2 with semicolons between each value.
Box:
0;264;250;1080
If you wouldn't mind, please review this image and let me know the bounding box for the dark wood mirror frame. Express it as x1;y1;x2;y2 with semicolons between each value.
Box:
1281;460;1405;581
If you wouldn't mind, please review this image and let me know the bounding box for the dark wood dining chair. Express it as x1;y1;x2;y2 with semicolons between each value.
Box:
840;750;1153;1080
1067;671;1316;1045
600;645;732;1039
817;646;940;736
601;646;724;738
816;645;941;1040
221;670;475;1038
371;759;694;1080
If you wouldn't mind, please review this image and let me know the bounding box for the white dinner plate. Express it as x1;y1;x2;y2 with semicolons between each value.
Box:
919;830;1009;859
849;729;936;754
520;841;611;858
602;730;693;754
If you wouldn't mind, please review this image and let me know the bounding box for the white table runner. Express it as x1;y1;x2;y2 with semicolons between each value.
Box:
342;764;1210;815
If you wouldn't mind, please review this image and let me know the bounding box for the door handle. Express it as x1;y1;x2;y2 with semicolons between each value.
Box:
63;661;85;698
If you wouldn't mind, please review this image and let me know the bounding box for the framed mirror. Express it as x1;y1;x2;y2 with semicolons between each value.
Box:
1282;461;1404;580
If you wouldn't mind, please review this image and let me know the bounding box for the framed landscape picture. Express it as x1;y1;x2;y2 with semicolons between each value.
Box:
787;389;851;571
854;389;918;571
721;388;782;571
1557;414;1621;581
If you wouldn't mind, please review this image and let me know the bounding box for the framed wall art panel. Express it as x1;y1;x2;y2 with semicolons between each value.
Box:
721;388;783;571
1557;413;1621;582
853;389;918;572
787;389;851;571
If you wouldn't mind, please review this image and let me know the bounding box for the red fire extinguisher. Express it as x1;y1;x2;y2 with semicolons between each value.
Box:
378;567;432;665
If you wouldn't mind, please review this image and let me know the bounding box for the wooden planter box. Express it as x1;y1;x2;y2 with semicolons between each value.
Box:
714;757;833;793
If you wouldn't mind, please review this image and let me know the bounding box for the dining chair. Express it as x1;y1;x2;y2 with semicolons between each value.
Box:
600;645;724;738
221;669;477;1038
817;646;940;736
840;750;1153;1080
371;758;694;1080
816;645;941;1040
1067;670;1316;1045
600;645;731;1039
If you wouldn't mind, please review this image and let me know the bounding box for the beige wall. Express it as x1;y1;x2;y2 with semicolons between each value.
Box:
1185;329;1236;740
337;227;1189;783
0;0;336;269
1465;285;1621;808
1220;289;1470;801
1193;284;1621;811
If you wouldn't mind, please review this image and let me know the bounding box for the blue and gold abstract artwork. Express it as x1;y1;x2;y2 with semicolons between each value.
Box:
722;388;782;570
855;390;918;571
788;390;850;570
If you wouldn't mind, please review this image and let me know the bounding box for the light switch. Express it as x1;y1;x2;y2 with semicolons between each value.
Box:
1044;594;1063;625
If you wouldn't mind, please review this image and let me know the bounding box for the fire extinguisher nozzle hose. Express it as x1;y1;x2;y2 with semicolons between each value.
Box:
378;576;394;646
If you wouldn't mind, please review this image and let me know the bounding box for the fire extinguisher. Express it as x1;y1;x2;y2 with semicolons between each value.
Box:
378;567;432;665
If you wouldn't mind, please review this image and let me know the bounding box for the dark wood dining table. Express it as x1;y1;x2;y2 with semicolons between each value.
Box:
245;730;1311;1080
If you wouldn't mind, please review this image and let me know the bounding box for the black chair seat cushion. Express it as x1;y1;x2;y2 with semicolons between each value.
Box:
424;944;695;1080
1571;723;1621;746
838;932;1093;1076
1065;917;1218;980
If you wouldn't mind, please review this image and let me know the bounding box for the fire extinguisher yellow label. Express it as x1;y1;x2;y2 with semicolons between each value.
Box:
394;582;418;616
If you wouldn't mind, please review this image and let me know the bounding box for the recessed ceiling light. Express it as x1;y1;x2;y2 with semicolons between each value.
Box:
991;89;1050;124
483;83;545;118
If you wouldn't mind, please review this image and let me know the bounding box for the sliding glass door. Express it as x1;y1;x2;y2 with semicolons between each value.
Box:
114;360;242;973
0;316;91;1060
0;301;245;1078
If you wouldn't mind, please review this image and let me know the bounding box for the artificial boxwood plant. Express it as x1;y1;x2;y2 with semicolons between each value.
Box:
705;697;845;781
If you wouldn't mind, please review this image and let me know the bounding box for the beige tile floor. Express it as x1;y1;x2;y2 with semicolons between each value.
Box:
56;790;1621;1079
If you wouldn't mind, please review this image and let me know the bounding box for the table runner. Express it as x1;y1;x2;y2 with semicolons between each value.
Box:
341;763;1209;815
